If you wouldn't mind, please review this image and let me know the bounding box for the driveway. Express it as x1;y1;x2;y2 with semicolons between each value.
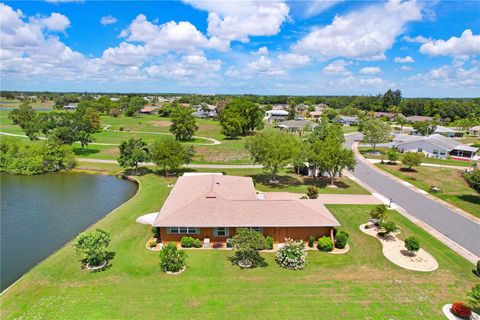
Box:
345;133;480;258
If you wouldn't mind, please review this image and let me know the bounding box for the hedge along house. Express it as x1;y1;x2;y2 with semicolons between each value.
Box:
139;173;340;246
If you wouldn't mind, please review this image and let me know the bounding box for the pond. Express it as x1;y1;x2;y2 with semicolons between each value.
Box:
0;172;137;291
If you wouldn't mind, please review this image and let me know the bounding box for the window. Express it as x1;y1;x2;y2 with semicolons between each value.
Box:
167;227;199;234
433;149;438;155
214;227;229;237
417;148;423;152
247;227;263;233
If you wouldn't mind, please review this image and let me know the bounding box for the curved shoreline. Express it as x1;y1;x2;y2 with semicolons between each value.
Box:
0;173;140;295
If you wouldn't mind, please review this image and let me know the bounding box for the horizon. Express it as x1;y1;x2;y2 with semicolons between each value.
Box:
1;1;479;97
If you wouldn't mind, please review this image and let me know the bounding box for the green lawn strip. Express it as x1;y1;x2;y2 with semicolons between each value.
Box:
376;164;480;217
1;177;475;319
341;126;359;134
359;146;475;167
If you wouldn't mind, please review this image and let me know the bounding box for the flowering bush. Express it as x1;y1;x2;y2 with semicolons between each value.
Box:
450;302;472;319
276;239;308;270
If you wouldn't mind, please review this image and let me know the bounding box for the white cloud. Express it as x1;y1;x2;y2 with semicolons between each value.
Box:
419;29;480;57
359;66;381;74
183;0;289;48
293;0;422;60
409;61;480;89
100;15;117;25
401;65;412;71
402;35;430;43
251;46;269;55
245;55;285;76
322;59;352;75
38;12;70;31
277;53;311;67
394;55;414;63
302;0;344;18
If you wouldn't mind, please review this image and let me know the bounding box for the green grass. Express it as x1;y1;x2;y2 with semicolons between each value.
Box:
1;171;476;319
377;163;480;217
341;125;359;134
359;146;476;167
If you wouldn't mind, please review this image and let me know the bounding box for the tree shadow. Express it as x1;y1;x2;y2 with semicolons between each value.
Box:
399;167;417;173
123;167;154;176
79;252;116;273
251;173;302;189
72;147;100;156
457;194;480;205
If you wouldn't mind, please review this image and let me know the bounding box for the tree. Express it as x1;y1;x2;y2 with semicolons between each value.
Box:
124;96;145;116
219;108;246;139
169;106;198;141
402;152;424;170
159;242;187;273
109;108;121;117
413;121;437;136
228;228;267;268
369;204;388;224
361;118;391;151
387;149;399;163
383;89;402;108
404;236;420;255
395;115;408;132
316;137;356;185
8;102;40;140
149;136;194;176
379;221;398;236
73;229;111;267
287;104;296;120
77;130;94;148
245;130;300;183
117;138;149;172
223;98;264;135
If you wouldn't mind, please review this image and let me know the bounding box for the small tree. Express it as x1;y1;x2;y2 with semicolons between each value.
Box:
404;236;420;255
229;228;267;268
369;204;388;224
379;221;398;236
159;242;187;273
149;136;194;176
73;229;111;267
413;121;437;136
361;118;391;151
117;138;149;172
402;152;424;171
169;106;198;141
306;186;319;199
220;109;246;139
467;284;480;311
275;238;308;270
387;149;399;164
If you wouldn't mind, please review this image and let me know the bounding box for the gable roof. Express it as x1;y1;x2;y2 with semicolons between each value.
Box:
406;115;433;122
153;174;340;228
277;120;319;129
397;134;478;152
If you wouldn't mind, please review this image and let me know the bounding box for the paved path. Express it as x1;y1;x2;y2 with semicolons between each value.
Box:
76;158;262;169
346;133;480;261
365;158;470;171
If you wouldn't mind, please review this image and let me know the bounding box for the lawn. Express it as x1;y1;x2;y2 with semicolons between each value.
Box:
376;163;480;217
359;146;476;168
1;171;476;319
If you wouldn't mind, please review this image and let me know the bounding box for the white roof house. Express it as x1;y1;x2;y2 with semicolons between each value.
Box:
266;109;289;123
397;134;478;160
468;126;480;136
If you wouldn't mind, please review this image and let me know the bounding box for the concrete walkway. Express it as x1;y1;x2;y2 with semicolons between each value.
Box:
345;133;480;263
76;158;262;169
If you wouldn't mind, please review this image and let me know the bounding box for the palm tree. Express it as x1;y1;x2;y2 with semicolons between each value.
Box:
370;205;388;225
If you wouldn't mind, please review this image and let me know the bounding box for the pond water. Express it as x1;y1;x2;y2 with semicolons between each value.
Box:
0;172;137;291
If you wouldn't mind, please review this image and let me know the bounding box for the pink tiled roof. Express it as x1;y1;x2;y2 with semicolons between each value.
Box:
153;175;340;227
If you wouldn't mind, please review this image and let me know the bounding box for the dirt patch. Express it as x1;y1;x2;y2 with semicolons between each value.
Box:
186;299;201;308
194;147;250;163
100;148;119;157
149;120;171;127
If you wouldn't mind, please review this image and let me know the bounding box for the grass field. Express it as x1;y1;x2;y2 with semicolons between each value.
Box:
359;146;477;168
1;170;477;319
376;163;480;217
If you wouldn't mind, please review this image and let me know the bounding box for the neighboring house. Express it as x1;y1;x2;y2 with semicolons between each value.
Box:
266;109;289;123
433;125;463;138
139;106;159;115
191;103;217;118
468;126;480;136
63;103;77;110
372;112;399;121
405;115;433;123
110;97;119;102
309;111;323;120
271;104;289;110
143;174;340;245
277;120;318;132
396;134;478;160
334;115;358;126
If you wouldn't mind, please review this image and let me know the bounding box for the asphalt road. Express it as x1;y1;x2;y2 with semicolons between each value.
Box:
346;133;480;257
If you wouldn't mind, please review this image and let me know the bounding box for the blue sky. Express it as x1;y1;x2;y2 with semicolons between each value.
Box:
1;0;479;97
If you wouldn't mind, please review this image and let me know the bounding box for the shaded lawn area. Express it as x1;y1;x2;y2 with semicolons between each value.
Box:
341;125;359;134
377;163;480;217
359;146;476;168
0;172;476;319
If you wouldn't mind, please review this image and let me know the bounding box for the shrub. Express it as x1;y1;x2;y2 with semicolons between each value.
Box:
180;236;195;248
119;126;124;131
334;233;348;249
73;229;111;267
212;242;223;249
450;302;472;319
402;151;424;170
147;239;157;248
308;236;315;248
306;186;319;199
193;238;202;248
317;236;333;252
275;238;308;270
226;238;234;248
387;149;399;163
151;227;160;238
379;221;398;236
464;171;480;192
467;284;480;311
265;236;274;250
232;228;266;251
477;260;480;277
404;236;420;254
370;204;388;225
228;249;267;268
159;242;187;273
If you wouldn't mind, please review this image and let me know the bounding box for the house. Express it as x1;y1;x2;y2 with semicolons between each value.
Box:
309;111;323;120
468;126;480;136
139;106;159;115
277;120;319;132
334;115;358;126
63;103;77;110
433;126;463;138
396;134;478;160
372;112;399;121
141;174;340;245
266;109;289;123
405;115;433;123
271;104;289;110
191;103;217;118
